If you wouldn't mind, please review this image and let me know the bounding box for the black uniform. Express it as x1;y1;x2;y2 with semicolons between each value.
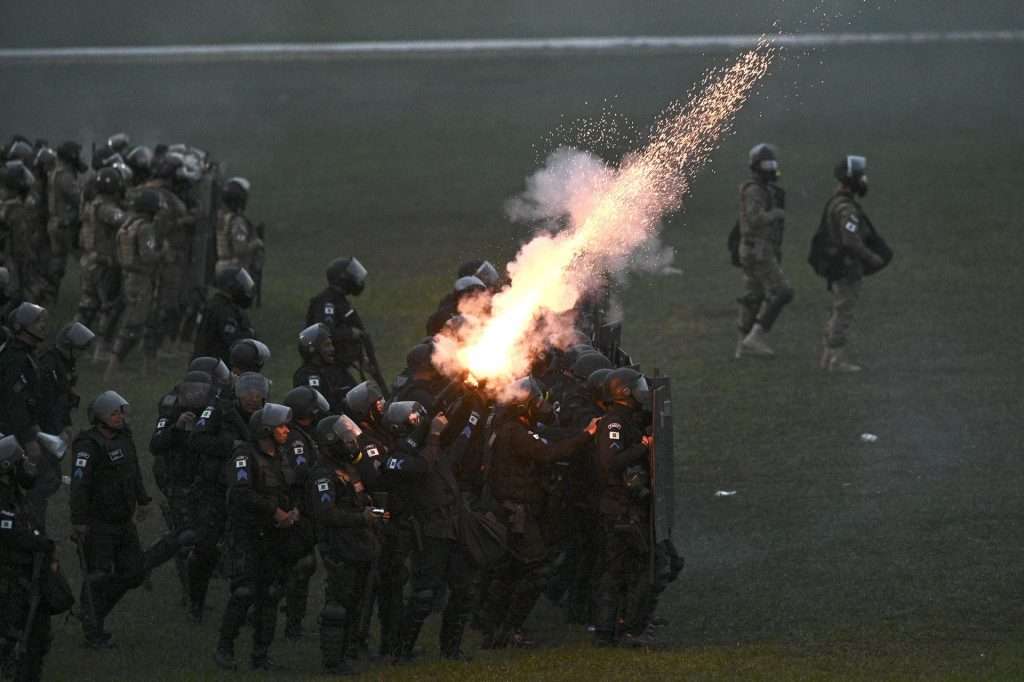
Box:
305;286;366;370
293;363;354;414
69;426;152;641
280;424;320;638
0;337;42;446
185;392;250;616
192;292;253;363
592;404;651;643
309;456;380;672
0;472;55;681
479;415;590;644
27;347;78;530
216;441;295;665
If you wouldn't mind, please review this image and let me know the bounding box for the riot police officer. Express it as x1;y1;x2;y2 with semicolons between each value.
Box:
280;386;329;640
191;265;256;364
735;144;793;358
293;322;354;412
214;403;298;672
228;337;271;375
0;303;48;467
186;371;267;622
76;167;126;360
425;274;489;336
479;377;597;648
310;414;387;675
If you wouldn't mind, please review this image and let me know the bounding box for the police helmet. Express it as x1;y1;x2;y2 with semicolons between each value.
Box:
0;435;25;476
222;177;250;210
382;401;428;439
87;390;130;428
229;338;271;373
154;152;184;181
8;302;48;341
344;381;386;425
405;343;436;375
189;356;231;386
6;140;34;166
315;414;363;457
284;385;330;421
106;132;131;154
505;376;556;423
214;266;255;307
235;372;271;402
473;260;501;289
132;188;162;216
602;368;651;409
177;370;213;411
55;322;96;357
749;143;779;175
111;161;133;185
571;351;612;381
3;160;35;193
835;155;868;196
56;141;83;167
454;276;486;296
326;257;368;295
125;145;153;176
95;166;124;196
34;146;57;174
586;368;613;399
297;323;332;361
248;403;292;440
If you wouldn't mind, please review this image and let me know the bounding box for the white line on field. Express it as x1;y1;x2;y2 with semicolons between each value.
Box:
0;31;1021;64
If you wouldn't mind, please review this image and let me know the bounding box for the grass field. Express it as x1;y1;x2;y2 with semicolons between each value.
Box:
2;4;1023;679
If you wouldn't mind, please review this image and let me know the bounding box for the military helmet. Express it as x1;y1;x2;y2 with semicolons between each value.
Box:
235;372;271;401
132;188;162;216
326;257;368;295
154;152;184;180
344;381;386;424
248;403;292;440
177;370;213;411
571;351;612;381
454;275;486;295
602;367;651;409
222;176;250;210
473;260;501;290
8;302;48;341
87;390;130;428
189;356;231;385
3;160;35;193
834;155;868;196
382;401;428;439
297;323;331;360
316;414;362;456
95;166;124;196
283;385;330;421
106;132;131;154
214;266;255;306
6;140;34;165
55;321;96;357
749;143;779;174
125;145;153;176
229;338;271;373
34;146;57;174
0;435;26;476
111;161;133;185
56;141;83;166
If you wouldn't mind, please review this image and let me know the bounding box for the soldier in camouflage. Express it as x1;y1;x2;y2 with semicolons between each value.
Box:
215;177;263;275
45;142;85;296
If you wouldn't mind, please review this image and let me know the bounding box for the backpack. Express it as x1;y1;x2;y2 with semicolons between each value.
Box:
807;196;846;282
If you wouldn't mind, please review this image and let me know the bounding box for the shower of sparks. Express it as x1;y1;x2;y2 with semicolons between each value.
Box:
434;40;774;398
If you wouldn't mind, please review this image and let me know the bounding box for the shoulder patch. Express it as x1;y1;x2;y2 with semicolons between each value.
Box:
365;445;380;458
108;448;126;462
156;417;169;429
316;480;330;493
844;220;858;233
324;303;335;316
307;375;321;388
0;519;12;530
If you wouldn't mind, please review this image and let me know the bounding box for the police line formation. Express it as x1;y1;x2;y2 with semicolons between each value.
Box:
0;134;892;679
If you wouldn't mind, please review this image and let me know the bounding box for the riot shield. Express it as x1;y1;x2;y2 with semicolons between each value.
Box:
649;374;675;548
593;321;633;368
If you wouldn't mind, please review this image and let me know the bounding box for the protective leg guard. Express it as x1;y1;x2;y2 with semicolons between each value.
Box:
319;603;348;670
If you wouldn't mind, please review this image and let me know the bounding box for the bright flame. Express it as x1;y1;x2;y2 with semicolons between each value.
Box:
434;41;774;396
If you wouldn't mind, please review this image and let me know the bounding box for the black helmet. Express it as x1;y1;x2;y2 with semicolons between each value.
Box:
189;356;231;385
326;257;368;295
34;146;56;175
95;166;124;196
111;161;133;185
298;323;332;361
0;435;26;476
106;132;131;154
3;160;35;193
235;372;271;402
229;338;271;372
56;140;82;165
504;376;555;423
248;403;292;440
749;143;779;177
125;145;153;178
8;302;48;342
586;368;613;399
315;414;363;458
178;370;213;411
222;176;250;210
835;155;868;197
132;188;162;216
154;152;184;180
215;266;255;307
454;276;486;296
87;390;130;428
405;343;436;375
284;385;330;421
571;351;612;381
6;140;34;166
344;381;385;425
602;368;651;409
55;321;96;358
473;260;501;290
382;401;428;440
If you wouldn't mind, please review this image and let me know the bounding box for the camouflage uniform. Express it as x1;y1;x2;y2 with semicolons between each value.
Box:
146;182;193;350
736;180;792;336
76;195;125;341
112;212;163;361
0;189;39;302
822;190;885;356
215;208;263;275
46;160;81;287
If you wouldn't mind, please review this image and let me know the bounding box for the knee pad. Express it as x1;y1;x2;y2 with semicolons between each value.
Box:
295;553;317;578
737;291;764;308
231;584;255;601
412;589;434;616
319;602;347;626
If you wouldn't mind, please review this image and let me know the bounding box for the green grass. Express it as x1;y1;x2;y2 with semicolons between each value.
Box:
2;30;1022;681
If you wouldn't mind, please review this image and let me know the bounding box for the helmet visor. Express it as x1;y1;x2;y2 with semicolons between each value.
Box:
474;261;501;289
346;258;368;288
846;155;867;178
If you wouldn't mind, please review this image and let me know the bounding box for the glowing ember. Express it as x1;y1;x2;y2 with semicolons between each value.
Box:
434;40;774;397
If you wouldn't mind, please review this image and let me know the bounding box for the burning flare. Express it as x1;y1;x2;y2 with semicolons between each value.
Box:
434;41;774;396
